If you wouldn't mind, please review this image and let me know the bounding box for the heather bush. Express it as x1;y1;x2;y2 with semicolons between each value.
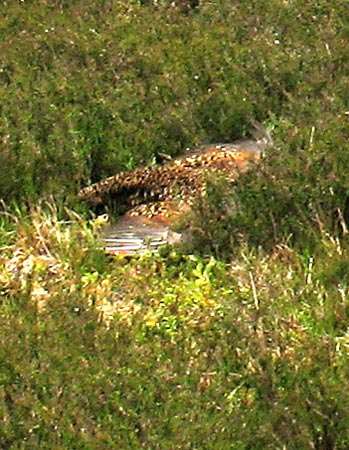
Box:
183;119;349;258
1;207;349;448
2;0;349;204
2;2;349;449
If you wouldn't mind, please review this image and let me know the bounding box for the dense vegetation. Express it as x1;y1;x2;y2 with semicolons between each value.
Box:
2;0;349;448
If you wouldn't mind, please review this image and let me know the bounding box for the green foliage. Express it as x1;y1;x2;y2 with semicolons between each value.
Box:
2;0;349;202
3;2;349;448
183;119;349;258
2;208;349;448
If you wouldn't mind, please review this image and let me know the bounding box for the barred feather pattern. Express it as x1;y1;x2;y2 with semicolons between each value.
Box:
78;138;269;255
79;140;265;213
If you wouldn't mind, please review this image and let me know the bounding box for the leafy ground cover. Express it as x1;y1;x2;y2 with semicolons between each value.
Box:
2;0;349;448
2;205;349;448
2;0;349;203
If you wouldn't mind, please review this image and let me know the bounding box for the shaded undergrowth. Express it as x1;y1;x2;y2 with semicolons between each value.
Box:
1;205;349;448
2;0;349;203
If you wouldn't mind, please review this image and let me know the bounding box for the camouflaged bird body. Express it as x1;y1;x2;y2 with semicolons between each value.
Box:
78;139;266;219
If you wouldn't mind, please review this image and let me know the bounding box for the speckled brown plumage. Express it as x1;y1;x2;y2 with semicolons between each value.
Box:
78;140;266;218
78;138;269;254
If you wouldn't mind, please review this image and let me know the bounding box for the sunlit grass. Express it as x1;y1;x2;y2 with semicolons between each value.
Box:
2;0;349;447
1;203;349;447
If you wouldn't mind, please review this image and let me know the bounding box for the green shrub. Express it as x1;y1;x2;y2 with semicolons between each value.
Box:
3;0;349;203
2;208;349;448
3;2;349;448
182;118;349;258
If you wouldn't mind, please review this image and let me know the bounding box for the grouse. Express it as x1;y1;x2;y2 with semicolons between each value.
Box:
79;136;270;255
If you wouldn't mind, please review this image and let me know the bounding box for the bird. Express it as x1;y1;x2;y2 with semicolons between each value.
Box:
79;132;271;255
